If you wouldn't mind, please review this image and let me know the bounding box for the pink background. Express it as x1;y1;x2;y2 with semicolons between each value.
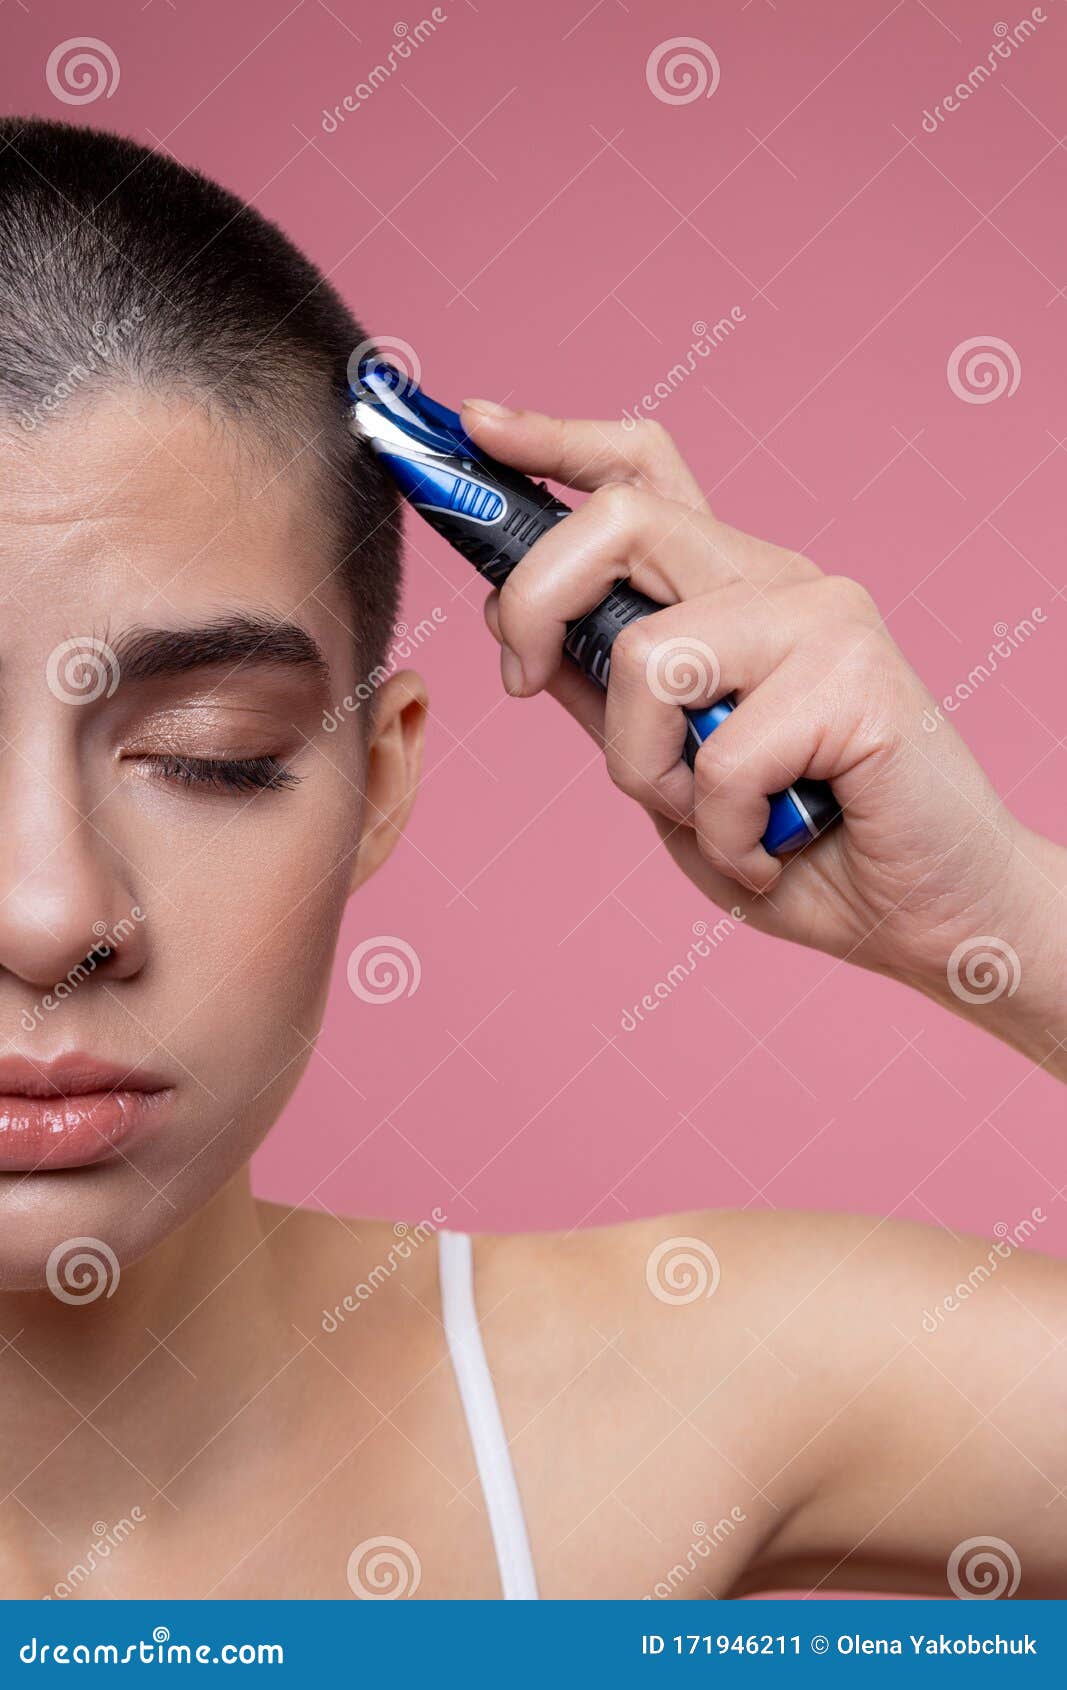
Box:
5;0;1064;1247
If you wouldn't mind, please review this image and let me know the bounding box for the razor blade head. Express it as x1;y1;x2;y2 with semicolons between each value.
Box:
347;357;473;459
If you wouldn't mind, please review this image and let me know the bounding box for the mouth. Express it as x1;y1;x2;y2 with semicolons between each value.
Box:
0;1053;174;1171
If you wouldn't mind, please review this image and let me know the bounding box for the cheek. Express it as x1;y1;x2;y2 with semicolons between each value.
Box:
146;793;357;1090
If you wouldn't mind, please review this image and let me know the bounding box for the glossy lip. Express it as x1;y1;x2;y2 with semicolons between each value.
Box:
0;1053;173;1171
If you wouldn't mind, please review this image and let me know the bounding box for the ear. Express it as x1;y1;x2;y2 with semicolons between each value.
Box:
348;669;428;896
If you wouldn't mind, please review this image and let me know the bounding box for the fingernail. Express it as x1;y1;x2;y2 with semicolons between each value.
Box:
500;645;526;694
464;397;518;418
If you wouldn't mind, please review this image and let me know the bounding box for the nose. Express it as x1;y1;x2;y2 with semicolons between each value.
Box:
0;761;147;991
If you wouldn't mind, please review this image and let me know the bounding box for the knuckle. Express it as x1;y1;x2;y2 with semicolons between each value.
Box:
820;574;879;621
693;734;741;791
789;552;821;582
591;479;645;530
631;417;673;460
610;618;658;679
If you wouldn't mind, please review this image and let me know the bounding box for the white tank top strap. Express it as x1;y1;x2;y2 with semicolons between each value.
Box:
438;1229;539;1600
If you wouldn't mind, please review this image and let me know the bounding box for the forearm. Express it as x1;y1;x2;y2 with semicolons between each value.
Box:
894;825;1067;1082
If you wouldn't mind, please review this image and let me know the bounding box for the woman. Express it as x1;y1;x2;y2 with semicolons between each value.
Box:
0;119;1062;1602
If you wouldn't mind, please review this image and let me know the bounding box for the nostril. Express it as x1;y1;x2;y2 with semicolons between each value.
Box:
0;894;148;992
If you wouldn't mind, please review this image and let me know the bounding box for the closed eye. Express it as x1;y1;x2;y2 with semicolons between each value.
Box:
144;754;302;793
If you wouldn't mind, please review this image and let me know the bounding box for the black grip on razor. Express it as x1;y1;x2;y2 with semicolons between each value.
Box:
417;456;840;840
415;456;664;689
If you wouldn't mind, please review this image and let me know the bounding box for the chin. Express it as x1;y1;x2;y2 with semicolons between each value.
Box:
0;1162;200;1295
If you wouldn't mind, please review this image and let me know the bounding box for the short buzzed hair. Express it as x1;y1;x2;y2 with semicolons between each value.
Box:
0;117;402;683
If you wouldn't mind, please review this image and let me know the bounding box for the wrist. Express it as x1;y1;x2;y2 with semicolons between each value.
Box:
906;824;1067;1078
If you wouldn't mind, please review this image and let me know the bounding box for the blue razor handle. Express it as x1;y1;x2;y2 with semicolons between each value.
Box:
349;361;840;855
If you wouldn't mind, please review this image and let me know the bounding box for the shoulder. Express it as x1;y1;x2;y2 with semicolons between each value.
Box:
470;1206;909;1351
468;1205;1062;1415
461;1209;857;1452
451;1210;891;1593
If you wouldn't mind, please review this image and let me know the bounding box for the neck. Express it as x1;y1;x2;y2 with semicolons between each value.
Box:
0;1173;291;1588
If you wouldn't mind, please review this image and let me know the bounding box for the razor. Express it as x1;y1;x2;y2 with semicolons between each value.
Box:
348;360;840;855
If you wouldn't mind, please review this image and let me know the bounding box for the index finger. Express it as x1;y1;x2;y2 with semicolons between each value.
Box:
460;402;709;512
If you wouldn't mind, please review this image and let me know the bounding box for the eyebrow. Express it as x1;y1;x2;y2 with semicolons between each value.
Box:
111;614;330;687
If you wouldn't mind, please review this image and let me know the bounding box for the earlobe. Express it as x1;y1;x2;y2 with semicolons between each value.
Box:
347;669;428;896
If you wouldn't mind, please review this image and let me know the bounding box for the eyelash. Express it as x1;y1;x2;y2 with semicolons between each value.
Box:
148;754;302;794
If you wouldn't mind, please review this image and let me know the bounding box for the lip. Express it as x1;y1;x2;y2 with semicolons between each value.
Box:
0;1053;173;1171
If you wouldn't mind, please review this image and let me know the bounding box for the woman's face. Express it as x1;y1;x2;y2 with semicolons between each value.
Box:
0;389;421;1288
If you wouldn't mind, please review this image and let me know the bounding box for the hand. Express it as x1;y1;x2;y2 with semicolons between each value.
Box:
461;400;1066;1074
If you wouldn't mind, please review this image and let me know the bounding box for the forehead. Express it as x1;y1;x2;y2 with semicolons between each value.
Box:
0;389;351;654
